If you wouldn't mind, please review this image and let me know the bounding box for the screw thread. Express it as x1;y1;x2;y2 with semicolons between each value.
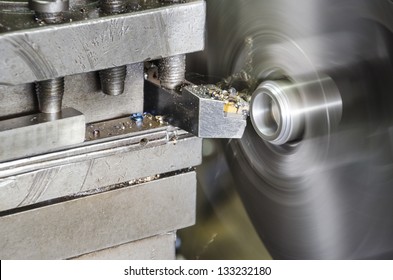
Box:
99;66;127;96
98;0;127;95
36;12;64;24
158;54;186;90
36;77;65;114
31;1;67;113
100;0;126;14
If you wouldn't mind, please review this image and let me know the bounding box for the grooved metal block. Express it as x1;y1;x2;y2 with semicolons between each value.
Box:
0;1;206;85
71;232;176;260
0;132;202;211
0;171;196;259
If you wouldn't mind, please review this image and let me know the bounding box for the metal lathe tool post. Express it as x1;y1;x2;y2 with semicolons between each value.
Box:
0;0;249;259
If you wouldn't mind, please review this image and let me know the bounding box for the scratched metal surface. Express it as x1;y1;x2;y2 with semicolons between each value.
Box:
0;172;196;259
0;0;205;85
0;128;202;211
71;232;176;260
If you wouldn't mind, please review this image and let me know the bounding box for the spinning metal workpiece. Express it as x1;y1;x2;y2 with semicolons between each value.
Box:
205;0;393;259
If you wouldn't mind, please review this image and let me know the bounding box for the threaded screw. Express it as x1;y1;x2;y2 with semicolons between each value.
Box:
99;0;127;96
158;54;186;90
158;1;185;90
100;0;126;14
30;0;68;113
99;66;127;96
35;12;64;24
36;78;65;114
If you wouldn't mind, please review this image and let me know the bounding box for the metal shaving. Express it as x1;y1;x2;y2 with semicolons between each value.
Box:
188;84;250;116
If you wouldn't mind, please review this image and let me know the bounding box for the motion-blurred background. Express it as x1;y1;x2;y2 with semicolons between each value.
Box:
179;0;393;260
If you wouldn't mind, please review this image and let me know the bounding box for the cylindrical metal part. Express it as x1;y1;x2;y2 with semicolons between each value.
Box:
250;80;305;145
100;0;126;14
99;66;127;96
158;54;186;90
36;77;65;114
30;0;67;113
29;0;69;23
35;12;64;23
29;0;69;13
98;0;127;96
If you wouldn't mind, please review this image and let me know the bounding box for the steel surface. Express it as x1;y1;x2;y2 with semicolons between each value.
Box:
0;63;144;123
0;107;85;162
0;130;201;211
145;81;248;139
71;232;176;260
0;171;196;259
0;1;205;85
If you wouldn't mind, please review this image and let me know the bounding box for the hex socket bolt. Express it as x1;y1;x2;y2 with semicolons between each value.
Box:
99;0;127;96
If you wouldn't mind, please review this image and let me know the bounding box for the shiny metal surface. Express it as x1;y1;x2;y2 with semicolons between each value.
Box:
250;78;342;145
205;0;393;259
250;80;305;145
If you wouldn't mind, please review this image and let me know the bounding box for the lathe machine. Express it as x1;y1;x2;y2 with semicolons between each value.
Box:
2;0;393;260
